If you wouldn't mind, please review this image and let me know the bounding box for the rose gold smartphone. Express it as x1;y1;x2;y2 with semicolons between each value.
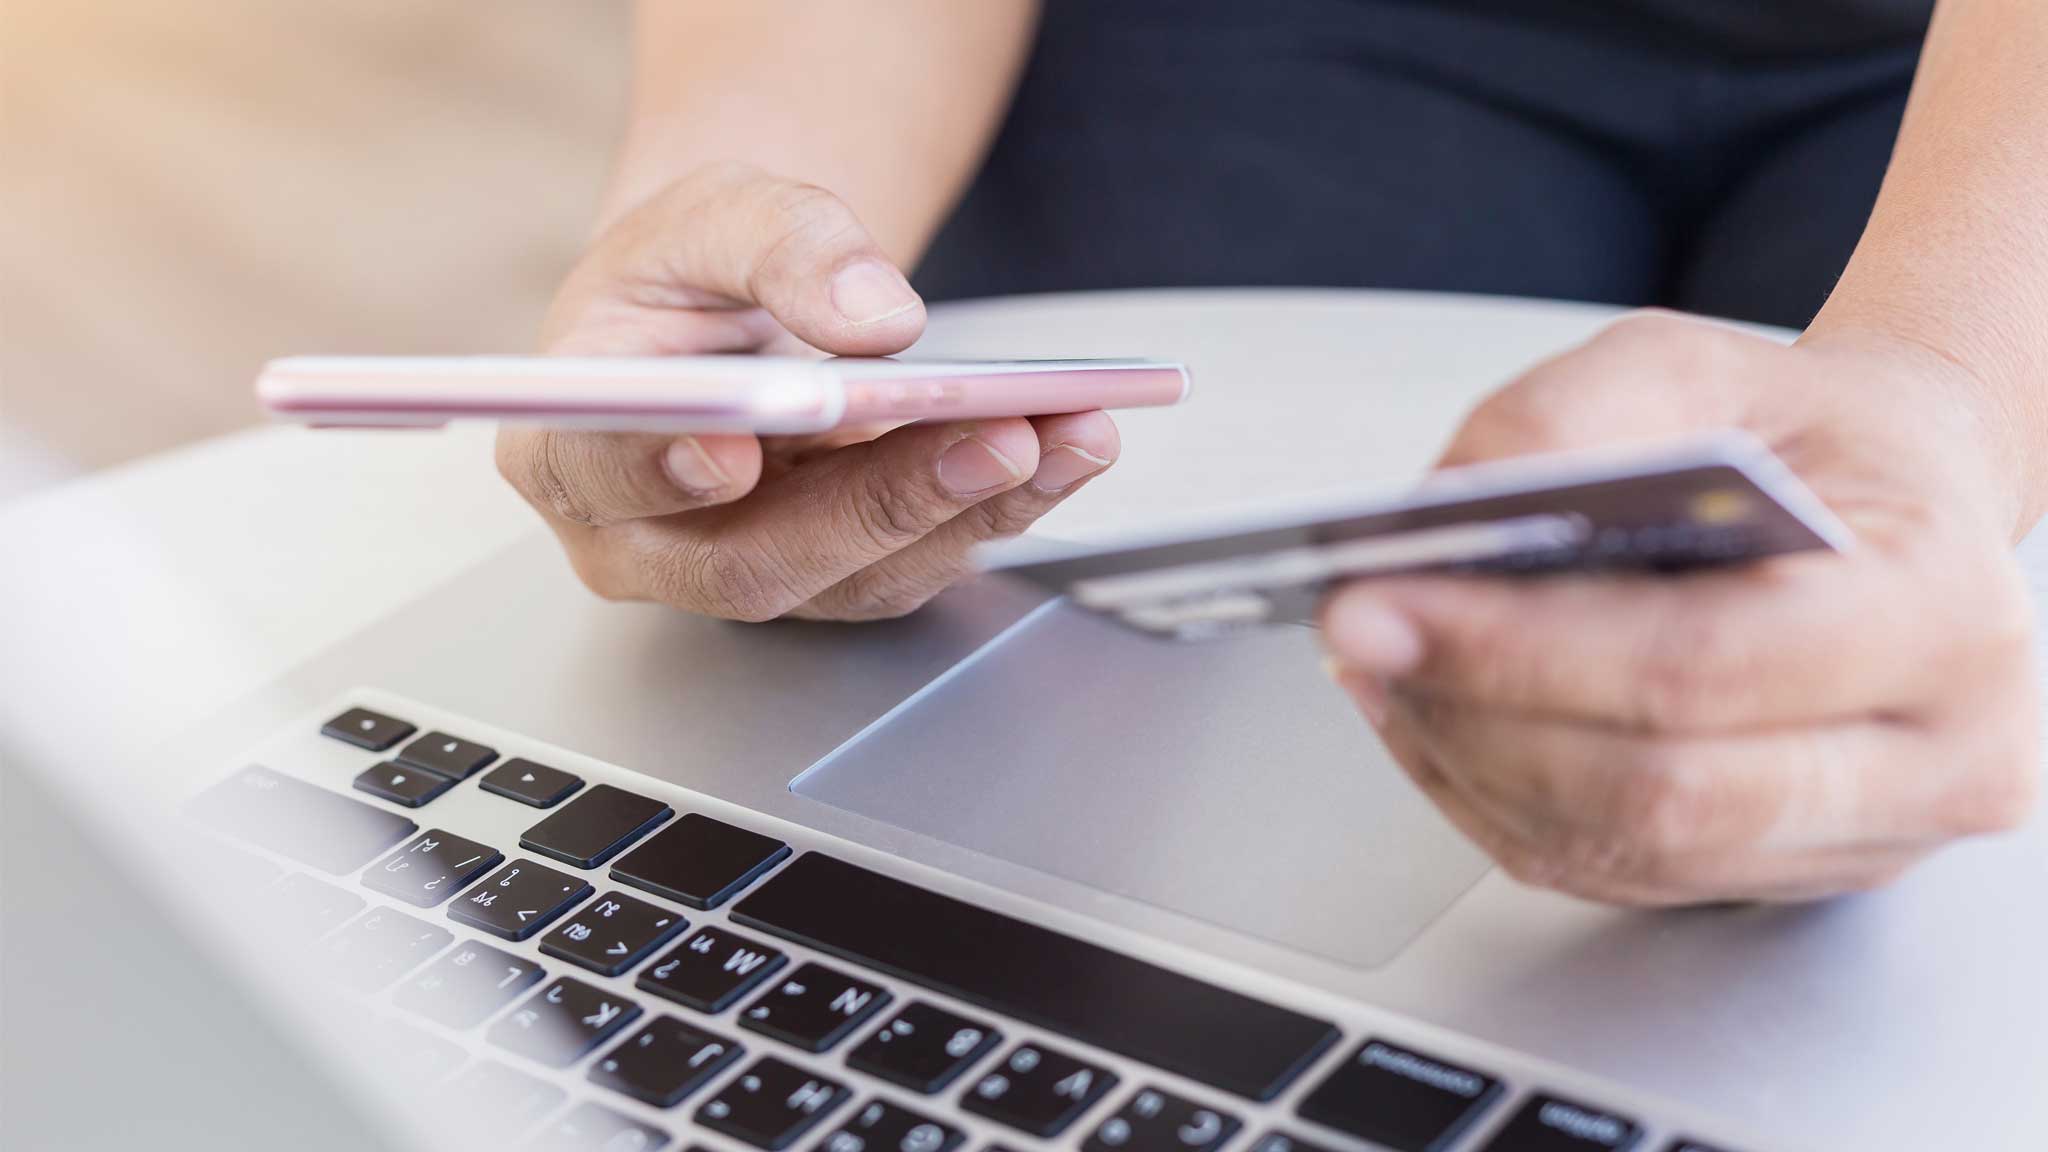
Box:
257;355;1190;434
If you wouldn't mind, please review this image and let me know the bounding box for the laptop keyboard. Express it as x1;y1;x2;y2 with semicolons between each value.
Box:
182;698;1750;1152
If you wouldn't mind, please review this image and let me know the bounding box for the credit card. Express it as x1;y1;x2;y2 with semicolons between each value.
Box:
982;430;1854;640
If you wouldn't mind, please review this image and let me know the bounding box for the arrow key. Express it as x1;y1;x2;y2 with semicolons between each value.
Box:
449;857;593;940
352;762;455;809
541;889;690;977
321;706;415;752
481;757;583;808
395;730;498;780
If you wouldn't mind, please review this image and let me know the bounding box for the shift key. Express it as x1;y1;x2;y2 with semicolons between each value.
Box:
189;765;417;875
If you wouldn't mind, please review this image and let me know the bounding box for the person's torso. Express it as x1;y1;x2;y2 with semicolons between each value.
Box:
1436;0;1932;56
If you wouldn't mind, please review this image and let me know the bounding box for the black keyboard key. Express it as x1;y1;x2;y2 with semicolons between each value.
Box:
590;1017;743;1108
394;730;498;779
352;762;455;808
1479;1096;1642;1152
1661;1141;1740;1152
482;757;584;808
733;854;1338;1102
739;962;890;1053
258;872;365;939
1245;1132;1339;1152
443;1061;567;1144
532;1101;672;1152
488;976;643;1068
962;1042;1117;1138
189;765;417;875
362;829;502;907
816;1099;964;1152
450;858;594;940
612;813;790;909
1084;1088;1239;1152
318;906;453;992
637;926;787;1013
392;938;546;1028
521;784;672;869
541;890;689;977
322;706;416;751
697;1056;850;1150
847;1001;1000;1094
1296;1039;1502;1152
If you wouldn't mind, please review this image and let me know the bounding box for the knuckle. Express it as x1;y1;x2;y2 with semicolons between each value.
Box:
512;434;603;526
1460;378;1580;456
847;465;939;554
812;566;933;622
1493;844;1563;891
1628;616;1733;732
1602;309;1736;382
1603;750;1707;881
748;182;861;298
1602;308;1693;344
645;532;798;622
962;492;1047;543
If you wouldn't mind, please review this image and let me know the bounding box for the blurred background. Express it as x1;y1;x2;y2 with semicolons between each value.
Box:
2;1;631;499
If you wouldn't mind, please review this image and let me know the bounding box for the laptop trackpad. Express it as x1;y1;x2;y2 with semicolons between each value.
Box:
791;598;1491;968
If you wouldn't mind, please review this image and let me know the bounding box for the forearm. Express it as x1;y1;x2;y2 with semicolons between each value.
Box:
1808;0;2048;535
602;0;1039;265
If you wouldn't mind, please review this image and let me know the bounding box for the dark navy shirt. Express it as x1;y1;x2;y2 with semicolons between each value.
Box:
915;0;1932;327
1504;0;1933;55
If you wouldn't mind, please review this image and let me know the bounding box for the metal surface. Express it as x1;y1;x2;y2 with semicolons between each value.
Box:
792;593;1493;968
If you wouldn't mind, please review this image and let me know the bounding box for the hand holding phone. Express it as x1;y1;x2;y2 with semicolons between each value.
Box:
456;163;1151;623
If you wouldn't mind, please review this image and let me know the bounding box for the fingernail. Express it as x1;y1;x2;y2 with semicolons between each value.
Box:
1321;654;1390;725
1325;592;1424;675
663;436;730;495
830;259;920;326
1029;444;1112;493
938;435;1025;496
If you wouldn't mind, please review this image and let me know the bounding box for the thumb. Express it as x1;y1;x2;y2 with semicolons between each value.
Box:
553;162;926;358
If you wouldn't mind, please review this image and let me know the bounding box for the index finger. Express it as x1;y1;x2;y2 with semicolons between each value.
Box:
1320;546;2004;733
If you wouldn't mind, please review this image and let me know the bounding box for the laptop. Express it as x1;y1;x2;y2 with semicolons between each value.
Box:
7;292;2045;1152
3;498;2037;1152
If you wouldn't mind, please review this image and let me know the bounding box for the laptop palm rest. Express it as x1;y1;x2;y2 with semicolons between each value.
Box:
791;594;1491;968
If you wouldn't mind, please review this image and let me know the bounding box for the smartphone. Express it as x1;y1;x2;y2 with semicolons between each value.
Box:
256;355;1190;434
983;430;1854;640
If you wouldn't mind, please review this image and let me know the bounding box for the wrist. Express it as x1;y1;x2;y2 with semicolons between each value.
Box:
1800;318;2047;539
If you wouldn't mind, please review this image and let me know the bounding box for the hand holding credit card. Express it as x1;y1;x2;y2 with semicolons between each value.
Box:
983;430;1852;639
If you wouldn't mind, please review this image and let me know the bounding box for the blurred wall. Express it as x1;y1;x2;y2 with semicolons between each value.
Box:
1;0;629;484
